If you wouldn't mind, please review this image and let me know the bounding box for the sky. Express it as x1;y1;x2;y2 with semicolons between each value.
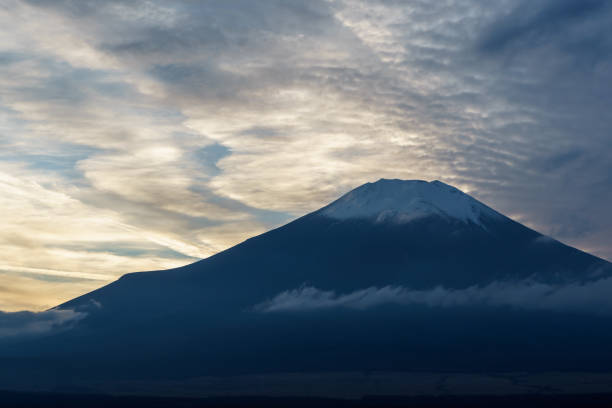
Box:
0;0;611;311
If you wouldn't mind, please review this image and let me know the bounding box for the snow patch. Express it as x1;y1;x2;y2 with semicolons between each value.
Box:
320;179;501;226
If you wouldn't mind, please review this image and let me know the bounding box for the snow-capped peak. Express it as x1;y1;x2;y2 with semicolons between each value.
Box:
319;179;501;226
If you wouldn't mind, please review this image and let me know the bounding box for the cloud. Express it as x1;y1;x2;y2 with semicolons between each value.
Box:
0;308;85;338
477;0;610;53
0;271;103;312
256;277;612;314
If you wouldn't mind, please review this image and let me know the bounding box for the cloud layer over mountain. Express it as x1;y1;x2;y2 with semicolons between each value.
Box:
256;276;612;315
0;308;85;338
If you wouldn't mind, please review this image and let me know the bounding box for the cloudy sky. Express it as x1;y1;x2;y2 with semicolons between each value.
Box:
1;0;611;311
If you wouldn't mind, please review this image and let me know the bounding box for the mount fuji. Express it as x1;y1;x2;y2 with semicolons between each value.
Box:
2;179;612;395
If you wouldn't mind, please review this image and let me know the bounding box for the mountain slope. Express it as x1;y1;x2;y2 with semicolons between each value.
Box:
2;179;612;390
64;179;608;303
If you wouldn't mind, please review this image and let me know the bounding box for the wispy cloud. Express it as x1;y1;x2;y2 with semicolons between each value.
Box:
0;308;86;338
256;277;612;314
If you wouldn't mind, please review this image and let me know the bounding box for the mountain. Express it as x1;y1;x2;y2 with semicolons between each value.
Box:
2;179;612;395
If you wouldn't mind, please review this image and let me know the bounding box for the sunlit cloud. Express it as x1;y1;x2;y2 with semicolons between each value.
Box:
0;271;100;312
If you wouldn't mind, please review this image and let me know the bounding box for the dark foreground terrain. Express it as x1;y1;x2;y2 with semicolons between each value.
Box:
4;390;612;408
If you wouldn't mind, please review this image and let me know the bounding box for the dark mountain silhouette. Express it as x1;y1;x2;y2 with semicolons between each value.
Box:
2;179;612;394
